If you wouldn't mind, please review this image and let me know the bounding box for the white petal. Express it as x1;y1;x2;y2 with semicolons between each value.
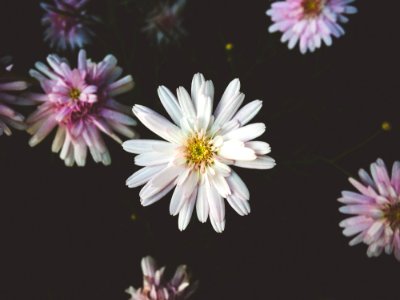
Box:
140;165;182;199
213;160;231;177
196;94;212;130
342;222;371;237
219;140;257;161
234;156;276;169
141;256;156;277
227;194;251;216
178;187;197;231
28;117;58;147
190;73;205;110
74;140;87;167
126;165;166;188
226;171;250;200
176;87;196;118
223;123;266;142
196;182;209;223
245;141;271;155
210;173;231;198
349;232;365;246
338;205;383;218
51;126;66;153
203;80;214;100
100;108;136;125
210;213;225;233
141;181;175;207
364;220;385;244
392;161;400;193
339;215;371;228
206;180;225;223
108;75;135;97
214;78;241;118
212;93;245;130
158;86;182;125
122;139;172;154
132;105;183;144
170;171;198;216
134;152;172;166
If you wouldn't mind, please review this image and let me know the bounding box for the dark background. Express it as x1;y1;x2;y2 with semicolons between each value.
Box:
1;0;399;299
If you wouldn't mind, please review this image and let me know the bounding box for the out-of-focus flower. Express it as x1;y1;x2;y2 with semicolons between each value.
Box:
27;49;136;167
123;73;275;232
266;0;358;54
381;121;391;132
41;0;97;50
338;159;400;261
143;0;187;45
0;57;31;136
126;256;195;300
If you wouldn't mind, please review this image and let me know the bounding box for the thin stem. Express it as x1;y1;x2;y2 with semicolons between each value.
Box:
318;157;353;177
331;130;382;163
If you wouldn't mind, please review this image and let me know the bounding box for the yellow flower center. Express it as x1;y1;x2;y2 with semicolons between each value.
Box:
185;134;214;169
69;88;81;100
384;202;400;229
302;0;324;16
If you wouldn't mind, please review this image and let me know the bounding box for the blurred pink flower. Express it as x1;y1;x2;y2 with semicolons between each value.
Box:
339;159;400;261
27;50;136;167
267;0;357;54
143;0;187;45
41;0;96;50
123;73;275;232
0;58;31;136
126;256;195;300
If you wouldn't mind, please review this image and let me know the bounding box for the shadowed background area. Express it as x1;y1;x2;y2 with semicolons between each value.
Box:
1;0;399;299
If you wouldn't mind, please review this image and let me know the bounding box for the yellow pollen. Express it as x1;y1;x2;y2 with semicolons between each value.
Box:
302;0;324;16
225;43;234;51
381;121;391;131
69;88;81;100
384;202;400;230
185;135;214;168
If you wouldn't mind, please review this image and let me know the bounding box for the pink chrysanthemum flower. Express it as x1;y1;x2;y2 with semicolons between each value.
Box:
338;159;400;261
0;58;31;136
41;0;96;50
27;50;136;167
123;73;275;232
266;0;358;54
126;256;195;300
143;0;187;45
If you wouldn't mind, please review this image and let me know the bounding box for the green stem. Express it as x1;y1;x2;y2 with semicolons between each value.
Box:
331;130;382;163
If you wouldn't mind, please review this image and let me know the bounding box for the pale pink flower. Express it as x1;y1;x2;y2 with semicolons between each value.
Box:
41;0;96;50
126;256;195;300
266;0;357;54
27;50;136;167
143;0;187;45
123;73;275;232
0;58;31;136
339;159;400;261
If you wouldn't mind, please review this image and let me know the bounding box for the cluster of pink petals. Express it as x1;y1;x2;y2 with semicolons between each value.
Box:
339;159;400;261
41;0;96;50
27;49;136;166
126;256;194;300
143;0;187;45
267;0;357;54
0;60;32;136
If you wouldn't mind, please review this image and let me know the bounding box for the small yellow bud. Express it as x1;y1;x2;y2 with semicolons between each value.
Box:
130;213;137;221
225;43;234;51
381;121;391;131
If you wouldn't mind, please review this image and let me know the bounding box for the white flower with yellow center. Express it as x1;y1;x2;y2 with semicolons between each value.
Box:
123;73;276;232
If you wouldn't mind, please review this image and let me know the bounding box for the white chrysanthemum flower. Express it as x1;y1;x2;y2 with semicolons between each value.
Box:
123;73;275;233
